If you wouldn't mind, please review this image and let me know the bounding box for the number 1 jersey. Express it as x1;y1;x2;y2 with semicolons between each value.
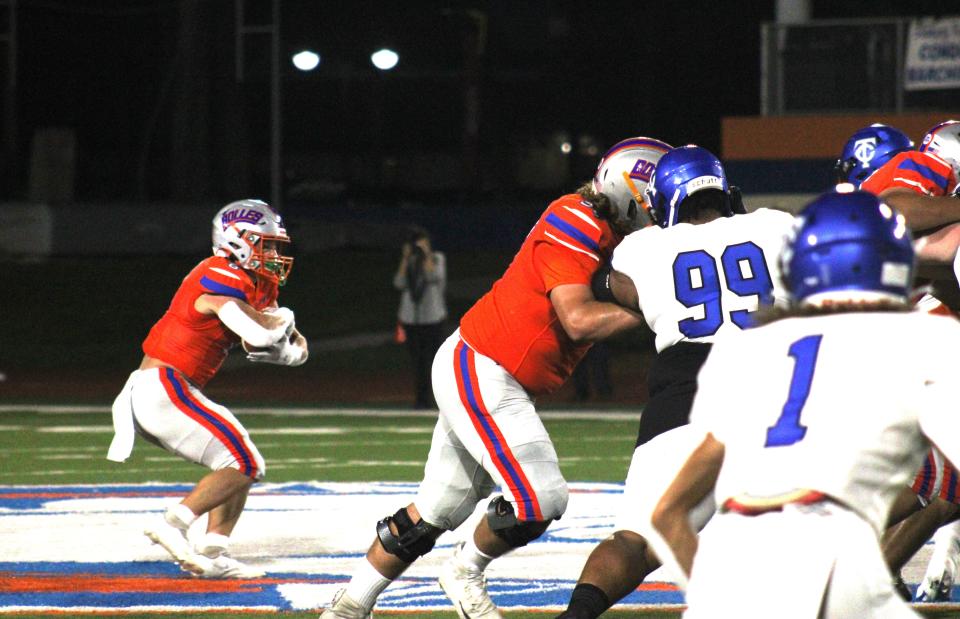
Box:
692;311;960;536
611;208;794;352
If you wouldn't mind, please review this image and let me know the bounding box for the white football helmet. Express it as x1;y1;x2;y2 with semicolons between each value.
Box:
212;199;293;285
920;120;960;175
592;137;672;232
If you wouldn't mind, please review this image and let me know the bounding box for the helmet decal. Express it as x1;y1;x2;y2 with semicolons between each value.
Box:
591;136;672;233
835;124;914;186
211;199;293;285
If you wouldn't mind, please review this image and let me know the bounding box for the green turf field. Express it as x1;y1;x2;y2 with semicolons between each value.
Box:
4;407;959;619
0;407;638;485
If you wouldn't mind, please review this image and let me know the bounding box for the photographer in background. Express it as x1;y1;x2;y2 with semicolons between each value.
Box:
393;225;448;409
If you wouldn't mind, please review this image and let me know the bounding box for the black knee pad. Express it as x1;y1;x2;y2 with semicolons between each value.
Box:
486;496;549;548
376;507;442;563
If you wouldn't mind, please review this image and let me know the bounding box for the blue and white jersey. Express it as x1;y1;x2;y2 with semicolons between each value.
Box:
693;311;960;536
611;208;794;352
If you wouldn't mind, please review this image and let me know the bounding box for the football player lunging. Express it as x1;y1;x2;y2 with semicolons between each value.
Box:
559;145;795;619
107;199;307;579
319;137;670;619
653;189;960;618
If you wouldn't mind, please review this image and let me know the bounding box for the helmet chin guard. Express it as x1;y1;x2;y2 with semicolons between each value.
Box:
212;199;293;285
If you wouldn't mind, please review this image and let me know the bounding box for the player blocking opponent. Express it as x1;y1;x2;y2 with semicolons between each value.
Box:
107;199;308;578
652;189;960;618
558;145;795;619
318;137;670;619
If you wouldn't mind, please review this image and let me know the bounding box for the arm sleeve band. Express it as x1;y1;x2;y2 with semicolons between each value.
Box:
217;300;288;347
590;263;617;303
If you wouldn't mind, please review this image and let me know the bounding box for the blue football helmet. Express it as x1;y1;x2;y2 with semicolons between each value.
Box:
780;190;914;306
644;145;736;228
834;124;913;186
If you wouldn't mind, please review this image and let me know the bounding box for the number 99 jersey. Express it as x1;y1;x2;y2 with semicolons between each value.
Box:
612;208;794;352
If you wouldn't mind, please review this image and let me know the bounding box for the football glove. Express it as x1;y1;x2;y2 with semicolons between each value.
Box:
246;335;308;367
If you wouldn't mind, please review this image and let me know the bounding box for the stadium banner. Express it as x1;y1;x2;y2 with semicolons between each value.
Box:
905;16;960;91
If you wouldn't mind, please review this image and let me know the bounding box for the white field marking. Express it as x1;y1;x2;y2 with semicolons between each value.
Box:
256;439;432;449
6;445;103;453
2;404;641;421
0;425;24;431
250;428;347;435
38;454;94;461
37;425;114;433
0;466;191;477
269;459;423;469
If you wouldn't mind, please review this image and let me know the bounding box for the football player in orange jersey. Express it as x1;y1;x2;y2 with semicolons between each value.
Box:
318;137;670;619
107;199;307;579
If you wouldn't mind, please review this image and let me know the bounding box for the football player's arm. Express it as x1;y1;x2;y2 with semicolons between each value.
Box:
195;294;293;347
550;283;643;344
914;223;960;281
651;432;725;579
879;188;960;234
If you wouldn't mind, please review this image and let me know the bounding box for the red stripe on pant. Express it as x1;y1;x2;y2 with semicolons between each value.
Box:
452;340;543;521
158;369;258;478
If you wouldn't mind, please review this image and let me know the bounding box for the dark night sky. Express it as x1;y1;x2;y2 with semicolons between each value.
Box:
7;0;956;201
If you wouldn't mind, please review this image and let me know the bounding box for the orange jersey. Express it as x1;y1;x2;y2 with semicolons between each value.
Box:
860;151;958;197
142;256;279;387
459;194;620;395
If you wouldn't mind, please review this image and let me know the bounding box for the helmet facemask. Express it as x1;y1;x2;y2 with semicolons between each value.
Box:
247;232;294;286
212;199;294;285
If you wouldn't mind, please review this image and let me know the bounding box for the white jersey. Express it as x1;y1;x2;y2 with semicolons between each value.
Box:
691;310;960;536
612;208;794;352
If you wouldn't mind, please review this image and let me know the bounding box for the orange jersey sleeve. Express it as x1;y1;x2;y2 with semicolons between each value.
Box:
459;195;620;395
142;256;279;386
861;151;957;197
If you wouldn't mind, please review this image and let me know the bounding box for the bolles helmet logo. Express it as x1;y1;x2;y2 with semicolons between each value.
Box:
853;138;877;166
630;158;656;182
221;208;265;230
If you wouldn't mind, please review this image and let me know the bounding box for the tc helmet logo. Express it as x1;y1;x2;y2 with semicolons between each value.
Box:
630;158;656;182
854;138;877;166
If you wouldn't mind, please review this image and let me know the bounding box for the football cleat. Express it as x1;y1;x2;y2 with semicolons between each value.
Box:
194;553;265;579
319;588;373;619
144;522;201;573
438;542;502;619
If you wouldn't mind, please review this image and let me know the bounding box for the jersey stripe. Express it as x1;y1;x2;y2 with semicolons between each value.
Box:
209;266;243;280
159;368;258;478
896;158;950;190
453;340;543;521
562;205;601;231
199;275;249;302
543;232;600;262
545;212;600;253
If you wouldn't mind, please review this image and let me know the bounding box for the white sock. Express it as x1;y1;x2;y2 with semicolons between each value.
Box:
344;558;392;611
165;503;197;531
196;532;230;558
457;537;495;571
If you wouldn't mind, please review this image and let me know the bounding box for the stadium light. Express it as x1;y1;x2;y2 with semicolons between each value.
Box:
292;50;321;71
371;48;399;71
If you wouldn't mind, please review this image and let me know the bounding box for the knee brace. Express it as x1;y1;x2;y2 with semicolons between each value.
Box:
376;507;443;563
486;496;550;548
